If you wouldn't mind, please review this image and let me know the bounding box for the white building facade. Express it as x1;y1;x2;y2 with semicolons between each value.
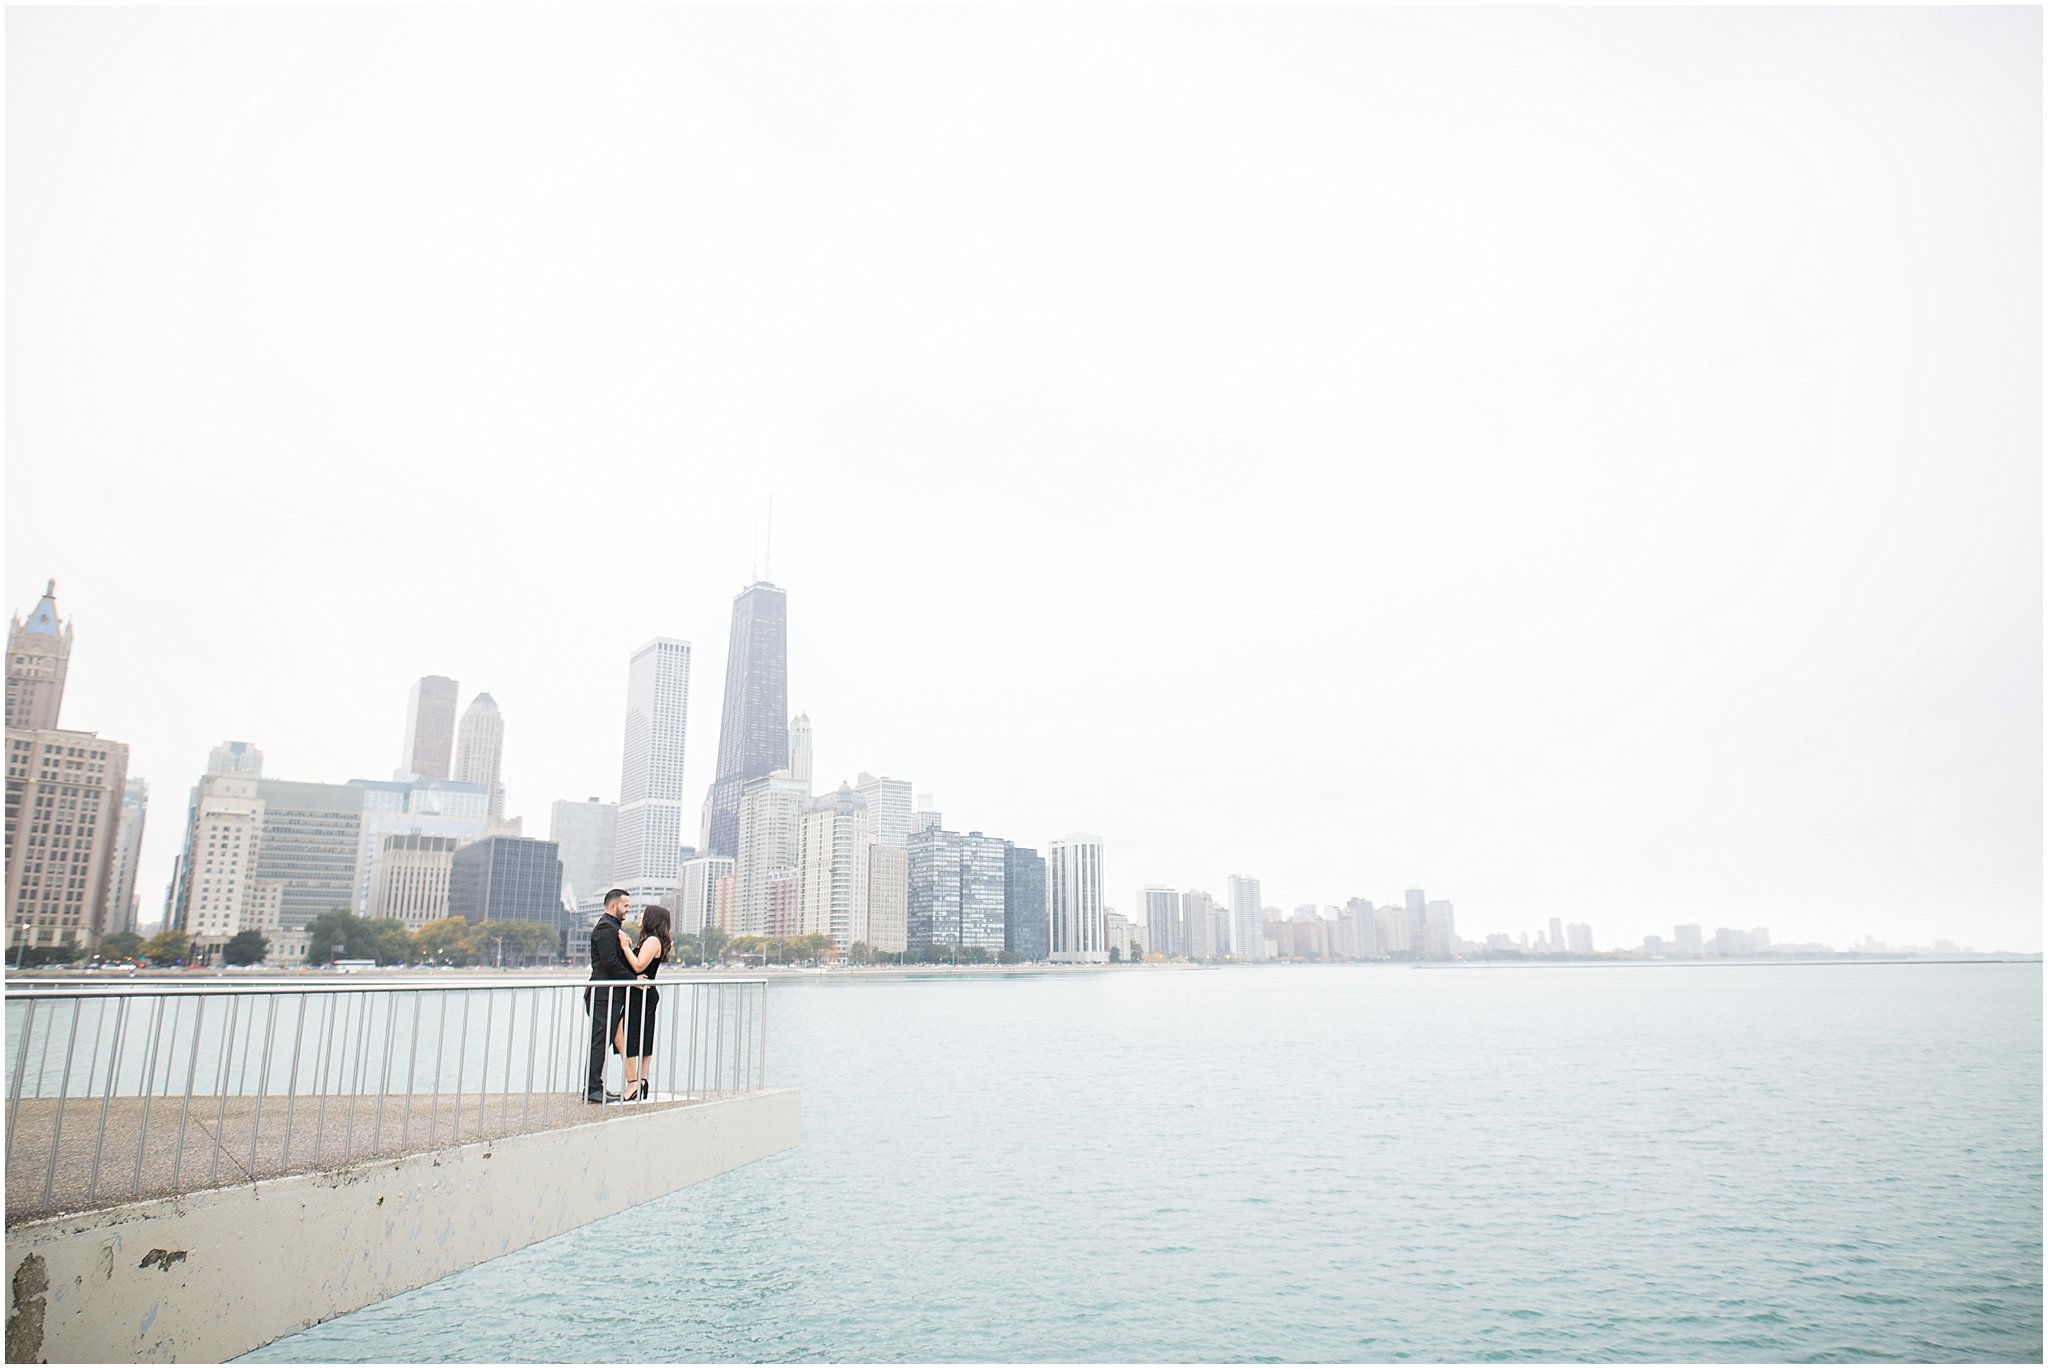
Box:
1047;834;1106;964
613;638;691;889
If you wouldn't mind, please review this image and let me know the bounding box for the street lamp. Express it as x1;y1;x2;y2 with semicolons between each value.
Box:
15;921;29;971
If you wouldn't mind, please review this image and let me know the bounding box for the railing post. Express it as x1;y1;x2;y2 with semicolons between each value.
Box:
86;995;129;1204
7;997;40;1172
40;997;84;1209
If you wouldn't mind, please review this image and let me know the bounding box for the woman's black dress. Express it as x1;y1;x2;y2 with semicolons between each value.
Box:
619;946;661;1057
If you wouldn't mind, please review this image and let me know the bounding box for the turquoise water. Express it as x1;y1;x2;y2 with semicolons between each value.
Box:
246;962;2041;1362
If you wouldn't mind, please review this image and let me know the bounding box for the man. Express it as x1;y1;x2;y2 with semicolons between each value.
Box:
586;887;635;1102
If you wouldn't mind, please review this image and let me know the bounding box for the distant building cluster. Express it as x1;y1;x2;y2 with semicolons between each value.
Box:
1;578;1984;966
22;577;1110;966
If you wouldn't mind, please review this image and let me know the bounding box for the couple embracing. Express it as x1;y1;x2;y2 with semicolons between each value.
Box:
585;888;671;1104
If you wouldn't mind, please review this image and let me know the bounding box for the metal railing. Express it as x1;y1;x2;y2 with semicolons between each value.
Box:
3;975;768;1225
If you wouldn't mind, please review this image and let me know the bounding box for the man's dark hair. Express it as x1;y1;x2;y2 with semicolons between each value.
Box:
603;888;630;907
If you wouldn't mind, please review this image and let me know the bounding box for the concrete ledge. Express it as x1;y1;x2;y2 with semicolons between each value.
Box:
5;1087;799;1363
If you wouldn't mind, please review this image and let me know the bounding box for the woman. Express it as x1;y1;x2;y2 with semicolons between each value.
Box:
614;905;671;1102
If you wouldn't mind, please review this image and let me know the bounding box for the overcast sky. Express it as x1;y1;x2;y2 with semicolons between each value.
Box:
8;7;2040;952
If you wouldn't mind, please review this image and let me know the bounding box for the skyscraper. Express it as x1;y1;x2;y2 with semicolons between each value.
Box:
5;728;130;953
1406;887;1428;949
1425;900;1457;957
905;826;1007;956
550;797;618;907
1140;885;1180;960
1005;844;1048;961
6;580;70;731
453;693;507;825
448;837;567;944
797;782;870;954
613;637;692;890
734;770;806;936
106;779;149;936
677;854;734;937
171;770;271;954
1047;835;1106;964
855;773;913;848
1229;874;1265;962
704;582;789;859
400;675;459;782
1183;889;1218;959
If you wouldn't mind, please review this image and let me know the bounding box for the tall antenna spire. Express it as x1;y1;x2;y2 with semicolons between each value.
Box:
766;495;774;583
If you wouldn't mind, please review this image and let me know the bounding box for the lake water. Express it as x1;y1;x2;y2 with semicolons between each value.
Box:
245;961;2041;1362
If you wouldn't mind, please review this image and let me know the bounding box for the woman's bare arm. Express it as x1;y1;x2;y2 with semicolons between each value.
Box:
623;933;662;974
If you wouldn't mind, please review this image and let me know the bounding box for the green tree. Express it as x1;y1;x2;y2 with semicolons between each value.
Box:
671;932;703;966
848;940;873;965
699;926;731;965
1108;945;1122;963
223;930;270;966
304;908;358;965
804;933;835;964
140;928;191;965
97;931;144;962
358;918;414;966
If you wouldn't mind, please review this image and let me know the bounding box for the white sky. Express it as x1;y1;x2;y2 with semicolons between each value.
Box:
7;7;2040;952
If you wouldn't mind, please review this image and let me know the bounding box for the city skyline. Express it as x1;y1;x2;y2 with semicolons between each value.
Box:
7;8;2038;954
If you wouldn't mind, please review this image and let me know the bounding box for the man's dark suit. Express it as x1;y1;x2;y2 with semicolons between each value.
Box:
586;909;633;1099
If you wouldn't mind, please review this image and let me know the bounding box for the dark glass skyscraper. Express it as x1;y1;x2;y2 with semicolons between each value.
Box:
704;581;788;859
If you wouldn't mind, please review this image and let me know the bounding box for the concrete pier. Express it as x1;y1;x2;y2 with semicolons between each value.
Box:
5;1086;799;1362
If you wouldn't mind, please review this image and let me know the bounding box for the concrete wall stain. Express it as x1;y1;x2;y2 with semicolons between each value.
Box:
8;1252;49;1363
138;1250;187;1273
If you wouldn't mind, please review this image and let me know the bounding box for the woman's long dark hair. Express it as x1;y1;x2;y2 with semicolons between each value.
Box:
639;905;673;962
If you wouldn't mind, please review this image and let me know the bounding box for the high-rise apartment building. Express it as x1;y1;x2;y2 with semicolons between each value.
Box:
106;778;149;936
1183;889;1218;959
614;638;692;892
550;797;619;907
349;777;489;914
1425;900;1457;958
734;770;806;936
5;580;71;732
1228;875;1265;962
867;844;909;955
1345;896;1380;959
704;582;788;859
1003;843;1047;961
798;783;870;954
453;693;507;825
1547;916;1566;955
1405;887;1427;949
904;827;1007;956
855;773;913;848
1566;922;1594;955
400;675;459;782
368;834;460;928
677;854;734;937
1673;923;1704;956
1047;835;1106;964
5;727;131;952
788;714;813;791
1376;904;1411;955
1140;885;1180;960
